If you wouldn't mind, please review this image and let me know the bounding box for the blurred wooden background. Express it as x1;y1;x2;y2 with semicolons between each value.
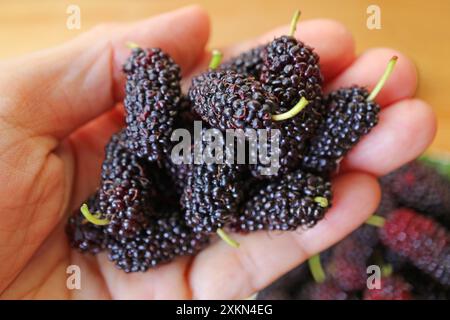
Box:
0;0;449;153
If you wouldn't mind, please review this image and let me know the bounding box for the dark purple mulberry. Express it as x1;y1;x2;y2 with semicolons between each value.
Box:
231;169;332;231
188;69;279;131
302;87;380;174
260;35;323;111
98;130;156;240
181;163;245;234
123;47;181;162
107;211;209;272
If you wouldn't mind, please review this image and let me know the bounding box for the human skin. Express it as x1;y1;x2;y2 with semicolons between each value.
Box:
0;5;436;299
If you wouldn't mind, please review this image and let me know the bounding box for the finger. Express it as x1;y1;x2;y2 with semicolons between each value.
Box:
325;48;418;107
96;253;191;299
187;19;355;83
189;173;380;299
0;5;209;140
341;99;436;176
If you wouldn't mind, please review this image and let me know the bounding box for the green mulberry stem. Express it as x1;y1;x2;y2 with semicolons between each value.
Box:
80;203;110;226
209;49;223;70
365;214;386;227
381;264;393;277
272;97;309;121
126;41;140;49
367;56;398;101
314;196;329;208
289;10;301;37
217;228;240;248
308;254;326;283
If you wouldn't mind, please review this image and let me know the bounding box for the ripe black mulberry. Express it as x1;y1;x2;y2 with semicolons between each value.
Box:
123;47;182;162
231;169;332;231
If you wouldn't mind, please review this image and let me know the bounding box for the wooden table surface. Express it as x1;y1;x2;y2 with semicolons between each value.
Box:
1;0;449;154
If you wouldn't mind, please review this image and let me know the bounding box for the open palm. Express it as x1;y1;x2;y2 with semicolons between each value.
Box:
0;6;435;299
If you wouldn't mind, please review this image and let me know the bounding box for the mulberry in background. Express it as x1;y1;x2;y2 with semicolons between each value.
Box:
123;47;182;162
326;225;379;291
381;161;450;226
363;276;412;300
231;169;332;232
379;208;450;286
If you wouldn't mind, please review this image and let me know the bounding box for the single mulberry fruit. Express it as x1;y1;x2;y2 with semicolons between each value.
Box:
302;57;397;174
98;130;156;240
363;276;412;300
189;69;280;131
381;161;450;226
379;209;450;286
326;225;379;291
181;162;245;235
123;47;182;162
260;36;322;112
107;211;209;272
231;169;332;231
221;45;265;79
302;87;380;174
66;192;108;254
250;12;323;178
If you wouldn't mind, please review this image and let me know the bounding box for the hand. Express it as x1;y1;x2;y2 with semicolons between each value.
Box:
0;5;436;299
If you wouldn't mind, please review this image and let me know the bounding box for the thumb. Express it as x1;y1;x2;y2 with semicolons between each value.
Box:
0;5;210;140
